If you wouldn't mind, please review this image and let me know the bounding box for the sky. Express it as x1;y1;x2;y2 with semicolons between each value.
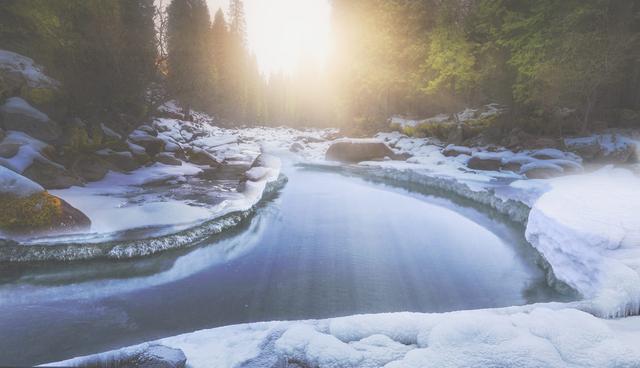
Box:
206;0;332;75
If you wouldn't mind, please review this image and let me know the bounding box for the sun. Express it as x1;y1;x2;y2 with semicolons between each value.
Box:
208;0;332;76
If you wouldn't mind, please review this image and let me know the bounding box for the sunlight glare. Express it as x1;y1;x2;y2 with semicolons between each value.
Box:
208;0;331;75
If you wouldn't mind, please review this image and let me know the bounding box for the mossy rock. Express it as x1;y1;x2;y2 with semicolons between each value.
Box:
0;192;90;234
21;87;56;106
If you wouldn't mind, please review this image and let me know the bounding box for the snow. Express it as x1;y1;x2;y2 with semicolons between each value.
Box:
525;167;640;318
0;165;43;197
565;133;638;155
0;130;52;173
35;121;640;367
0;49;59;89
100;123;121;140
48;308;640;368
0;97;50;122
519;161;564;174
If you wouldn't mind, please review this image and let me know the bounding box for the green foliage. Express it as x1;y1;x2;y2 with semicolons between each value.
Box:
331;0;640;134
0;0;158;118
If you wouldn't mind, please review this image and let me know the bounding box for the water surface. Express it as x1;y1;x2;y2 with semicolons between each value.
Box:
0;164;571;366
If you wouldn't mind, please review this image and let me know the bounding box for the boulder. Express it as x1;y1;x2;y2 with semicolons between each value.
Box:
467;156;502;171
325;140;396;163
520;162;564;179
442;145;472;157
96;149;141;172
137;124;158;137
155;152;182;166
71;155;109;182
565;135;637;163
129;129;166;156
0;50;62;117
0;167;90;234
0;97;61;142
0;143;20;158
186;147;220;167
23;159;82;189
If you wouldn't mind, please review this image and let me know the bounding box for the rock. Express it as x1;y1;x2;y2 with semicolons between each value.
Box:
442;145;472;157
155;152;182;166
100;123;122;141
71;155;109;182
186;147;220;167
137;124;158;137
0;191;91;235
23;159;83;189
0;127;5;141
135;344;187;368
0;143;20;158
467;156;502;171
290;142;304;153
520;162;564;179
565;135;637;163
129;129;166;156
97;149;141;172
0;97;61;142
325;140;396;163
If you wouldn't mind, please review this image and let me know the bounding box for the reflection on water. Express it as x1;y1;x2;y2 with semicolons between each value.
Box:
0;164;573;366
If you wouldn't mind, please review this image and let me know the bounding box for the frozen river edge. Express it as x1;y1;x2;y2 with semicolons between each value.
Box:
44;149;640;368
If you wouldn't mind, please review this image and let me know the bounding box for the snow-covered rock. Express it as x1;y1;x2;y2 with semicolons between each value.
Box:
0;97;61;142
565;133;639;163
0;165;43;197
0;49;59;89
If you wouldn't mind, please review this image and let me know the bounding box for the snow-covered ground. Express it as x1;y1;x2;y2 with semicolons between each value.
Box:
43;126;640;367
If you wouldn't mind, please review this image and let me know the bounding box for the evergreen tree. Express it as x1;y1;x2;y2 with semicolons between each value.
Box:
167;0;214;114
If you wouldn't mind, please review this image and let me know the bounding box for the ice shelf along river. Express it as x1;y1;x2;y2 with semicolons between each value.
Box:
0;163;574;366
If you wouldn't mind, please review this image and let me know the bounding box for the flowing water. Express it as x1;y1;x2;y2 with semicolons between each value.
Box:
0;164;572;366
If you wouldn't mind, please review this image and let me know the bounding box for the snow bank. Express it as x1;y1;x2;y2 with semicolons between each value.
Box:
525;167;640;318
0;165;43;197
47;307;640;368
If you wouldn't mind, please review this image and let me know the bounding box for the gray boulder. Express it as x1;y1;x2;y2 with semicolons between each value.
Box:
0;142;20;158
0;97;61;142
97;149;141;172
23;159;82;189
325;140;396;163
186;147;220;167
155;152;182;166
71;155;110;182
467;156;502;171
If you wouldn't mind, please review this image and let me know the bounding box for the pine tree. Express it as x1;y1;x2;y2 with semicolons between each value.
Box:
167;0;214;114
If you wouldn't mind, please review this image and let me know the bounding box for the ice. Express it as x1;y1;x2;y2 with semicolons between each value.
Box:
48;308;640;368
0;165;43;197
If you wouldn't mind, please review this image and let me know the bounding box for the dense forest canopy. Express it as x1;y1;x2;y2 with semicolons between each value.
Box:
1;0;638;136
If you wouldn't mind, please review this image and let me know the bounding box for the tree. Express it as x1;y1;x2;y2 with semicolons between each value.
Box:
167;0;214;113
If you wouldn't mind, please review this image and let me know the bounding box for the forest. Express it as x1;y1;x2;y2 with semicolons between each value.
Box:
1;0;638;138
